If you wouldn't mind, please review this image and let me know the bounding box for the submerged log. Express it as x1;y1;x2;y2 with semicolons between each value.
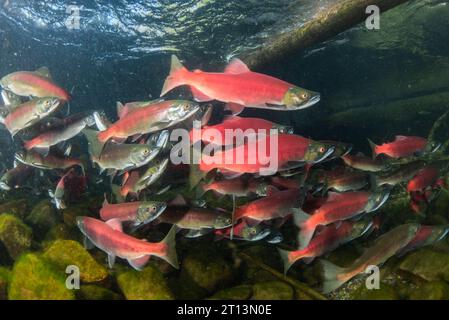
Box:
240;0;410;69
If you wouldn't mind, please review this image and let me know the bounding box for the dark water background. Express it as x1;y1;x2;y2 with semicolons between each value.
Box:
0;0;449;154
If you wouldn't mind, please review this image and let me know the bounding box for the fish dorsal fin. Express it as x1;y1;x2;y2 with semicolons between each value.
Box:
224;58;250;74
327;191;341;201
102;193;110;207
395;135;408;141
106;218;123;232
170;194;187;206
116;102;125;118
34;67;52;79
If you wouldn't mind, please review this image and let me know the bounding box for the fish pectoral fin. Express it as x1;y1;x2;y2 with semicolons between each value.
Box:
107;254;116;269
224;103;245;115
190;86;213;102
128;255;151;271
105;218;123;232
184;229;212;238
83;236;95;250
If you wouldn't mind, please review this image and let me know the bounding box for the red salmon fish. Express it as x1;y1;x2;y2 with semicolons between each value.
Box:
368;136;428;159
0;67;70;101
295;189;390;248
234;189;301;224
189;115;292;145
77;216;178;270
406;165;440;193
278;219;373;274
161;55;320;114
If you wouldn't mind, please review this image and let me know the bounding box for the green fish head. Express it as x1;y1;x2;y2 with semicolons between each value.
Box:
167;101;200;121
282;86;320;110
36;97;61;116
214;212;233;229
130;146;159;165
304;141;335;163
137;201;167;224
240;224;271;241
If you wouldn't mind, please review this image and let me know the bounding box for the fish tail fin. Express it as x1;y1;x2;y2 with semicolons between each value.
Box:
82;128;106;159
320;260;348;294
160;226;179;269
292;208;314;249
367;139;378;159
277;247;299;275
161;55;188;96
116;102;125;119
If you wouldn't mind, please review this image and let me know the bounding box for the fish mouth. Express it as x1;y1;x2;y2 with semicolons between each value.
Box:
248;228;271;241
367;189;391;212
298;93;321;110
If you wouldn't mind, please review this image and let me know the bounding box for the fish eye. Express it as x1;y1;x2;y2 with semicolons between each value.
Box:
250;228;257;235
301;92;309;100
319;147;326;153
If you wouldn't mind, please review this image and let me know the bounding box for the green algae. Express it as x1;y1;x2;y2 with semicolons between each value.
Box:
8;253;75;300
43;240;109;283
0;214;32;260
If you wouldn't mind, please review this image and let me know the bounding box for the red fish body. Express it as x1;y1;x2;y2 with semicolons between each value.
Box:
189;115;290;145
278;220;372;273
161;56;320;113
370;136;427;159
199;134;310;175
97;100;199;143
234;189;301;223
399;225;449;256
295;191;372;248
407;165;440;192
1;70;70;101
77;216;178;270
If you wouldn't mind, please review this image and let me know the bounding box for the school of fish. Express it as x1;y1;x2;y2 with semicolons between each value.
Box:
0;55;448;295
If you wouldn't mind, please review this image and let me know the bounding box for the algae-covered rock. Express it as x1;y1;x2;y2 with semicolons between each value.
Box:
77;285;122;300
43;240;108;283
399;248;449;282
8;253;75;300
0;199;28;220
251;281;294;300
0;213;32;260
349;283;398;300
25;199;59;236
0;267;11;300
180;248;234;293
43;223;80;245
208;285;253;300
409;281;449;300
117;264;174;300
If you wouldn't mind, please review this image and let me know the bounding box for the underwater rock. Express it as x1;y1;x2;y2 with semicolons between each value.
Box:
399;248;449;282
409;281;449;300
77;285;122;300
0;213;32;260
180;247;234;294
8;253;75;300
62;206;86;228
0;267;11;300
43;223;80;245
116;265;174;300
25;199;59;236
0;199;29;220
208;285;253;300
251;281;294;300
349;283;398;300
43;240;108;283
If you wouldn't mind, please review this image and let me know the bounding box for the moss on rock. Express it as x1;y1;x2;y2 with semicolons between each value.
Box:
8;253;75;300
0;199;29;220
0;214;32;260
208;285;253;300
251;281;294;300
0;267;11;300
77;285;122;300
349;283;398;300
117;264;174;300
25;199;59;237
399;248;449;282
409;281;449;300
43;240;108;283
